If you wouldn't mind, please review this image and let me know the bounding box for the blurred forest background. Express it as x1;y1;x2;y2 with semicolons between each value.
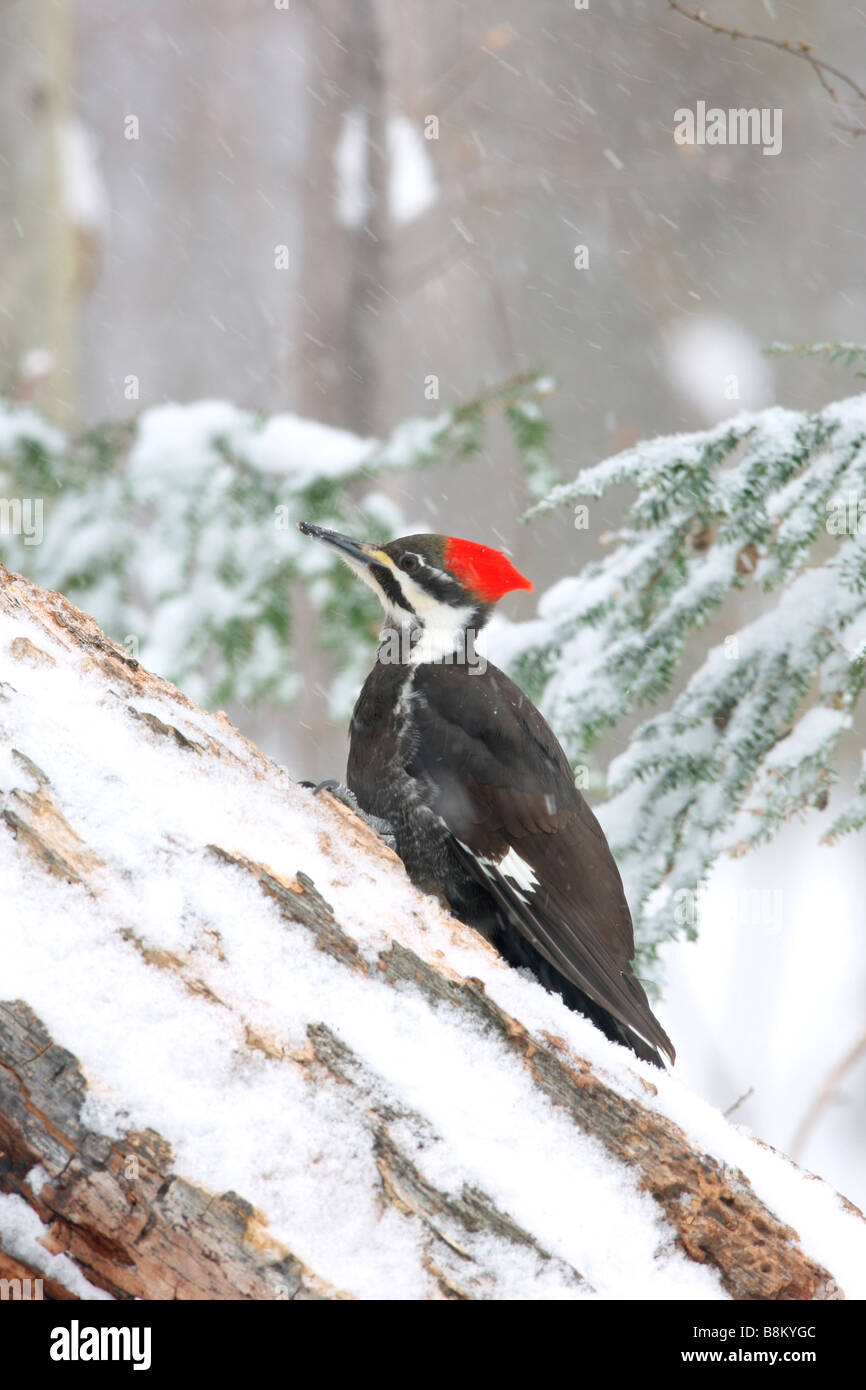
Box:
2;0;865;1213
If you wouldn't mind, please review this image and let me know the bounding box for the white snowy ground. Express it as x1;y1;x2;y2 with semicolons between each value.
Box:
1;593;864;1300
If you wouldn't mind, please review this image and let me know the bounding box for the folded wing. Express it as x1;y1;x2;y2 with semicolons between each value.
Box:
408;662;675;1065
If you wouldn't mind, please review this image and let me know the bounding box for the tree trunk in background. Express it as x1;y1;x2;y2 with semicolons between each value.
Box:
0;0;76;424
289;0;389;774
344;0;387;437
296;0;387;437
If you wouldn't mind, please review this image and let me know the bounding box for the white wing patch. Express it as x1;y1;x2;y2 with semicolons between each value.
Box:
498;847;539;895
469;839;539;895
461;843;538;904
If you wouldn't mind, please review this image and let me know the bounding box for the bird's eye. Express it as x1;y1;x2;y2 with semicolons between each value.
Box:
399;553;420;574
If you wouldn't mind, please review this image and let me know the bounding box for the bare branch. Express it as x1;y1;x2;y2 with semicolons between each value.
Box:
668;1;866;105
724;1085;754;1119
791;1027;866;1161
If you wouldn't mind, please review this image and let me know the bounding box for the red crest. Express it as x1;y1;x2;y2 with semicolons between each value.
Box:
443;537;533;601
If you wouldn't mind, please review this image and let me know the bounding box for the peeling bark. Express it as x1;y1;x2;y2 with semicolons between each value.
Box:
0;1002;338;1302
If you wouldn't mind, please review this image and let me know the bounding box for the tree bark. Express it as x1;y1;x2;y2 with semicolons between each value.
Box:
0;563;858;1300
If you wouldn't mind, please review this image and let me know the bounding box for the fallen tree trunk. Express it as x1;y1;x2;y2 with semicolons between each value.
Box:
0;563;862;1300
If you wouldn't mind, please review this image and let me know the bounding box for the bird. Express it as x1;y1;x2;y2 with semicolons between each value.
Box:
297;521;675;1068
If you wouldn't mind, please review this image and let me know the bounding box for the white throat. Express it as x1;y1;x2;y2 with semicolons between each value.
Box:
374;566;478;664
408;614;474;666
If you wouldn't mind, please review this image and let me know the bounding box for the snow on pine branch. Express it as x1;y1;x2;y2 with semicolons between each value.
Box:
0;374;554;713
496;395;866;968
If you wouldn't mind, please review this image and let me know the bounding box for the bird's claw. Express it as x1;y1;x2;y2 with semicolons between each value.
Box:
298;778;397;851
299;777;358;808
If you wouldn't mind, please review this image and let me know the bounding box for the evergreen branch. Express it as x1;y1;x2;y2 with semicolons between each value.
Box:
510;392;866;962
823;752;866;843
764;341;866;374
0;375;555;716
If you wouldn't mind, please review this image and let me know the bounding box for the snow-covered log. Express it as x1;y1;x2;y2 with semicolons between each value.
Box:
0;563;863;1301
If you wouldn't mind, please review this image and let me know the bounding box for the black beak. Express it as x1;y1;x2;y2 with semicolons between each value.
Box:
297;521;386;570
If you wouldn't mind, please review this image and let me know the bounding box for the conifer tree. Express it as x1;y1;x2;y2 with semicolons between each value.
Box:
503;384;866;969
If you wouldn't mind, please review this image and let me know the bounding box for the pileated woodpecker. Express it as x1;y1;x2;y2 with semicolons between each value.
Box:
298;522;675;1068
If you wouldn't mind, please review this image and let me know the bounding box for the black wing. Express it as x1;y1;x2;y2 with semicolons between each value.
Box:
408;661;675;1065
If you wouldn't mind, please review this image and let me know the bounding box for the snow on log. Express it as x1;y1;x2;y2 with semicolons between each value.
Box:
0;562;864;1301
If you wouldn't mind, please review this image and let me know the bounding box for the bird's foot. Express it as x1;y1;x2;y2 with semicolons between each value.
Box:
297;778;398;852
297;777;345;799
